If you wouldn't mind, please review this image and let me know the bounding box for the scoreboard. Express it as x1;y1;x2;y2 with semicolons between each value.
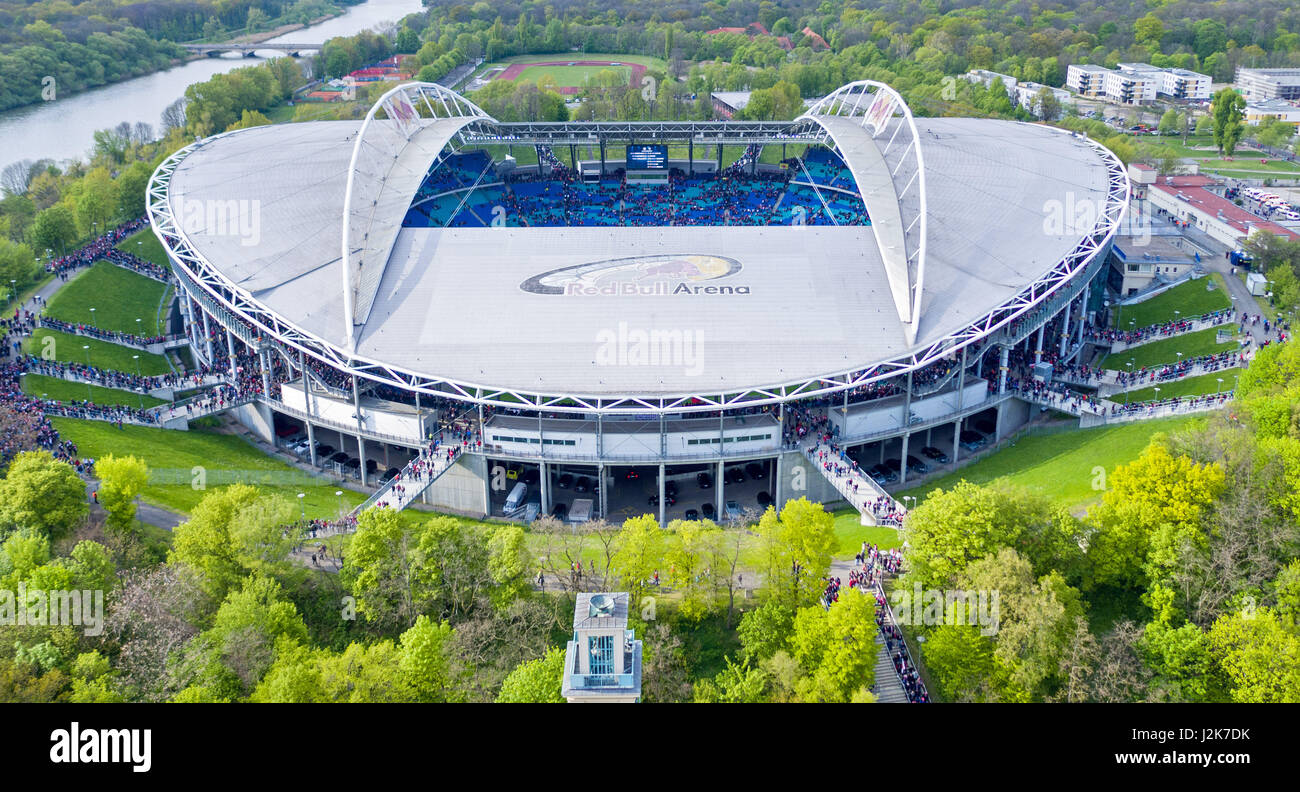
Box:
627;144;668;170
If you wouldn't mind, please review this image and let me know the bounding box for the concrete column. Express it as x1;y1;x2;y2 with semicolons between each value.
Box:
485;460;494;517
658;464;666;526
540;461;551;514
352;375;367;487
259;348;271;397
716;459;724;520
899;431;911;485
305;420;317;467
226;328;237;378
1034;324;1045;365
953;345;968;464
200;308;214;364
997;346;1009;395
1059;300;1071;357
773;454;782;511
598;463;607;519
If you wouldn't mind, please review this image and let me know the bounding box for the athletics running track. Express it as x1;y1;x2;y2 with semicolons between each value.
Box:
495;60;647;95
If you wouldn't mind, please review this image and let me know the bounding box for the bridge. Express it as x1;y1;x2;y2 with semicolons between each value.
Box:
181;43;322;57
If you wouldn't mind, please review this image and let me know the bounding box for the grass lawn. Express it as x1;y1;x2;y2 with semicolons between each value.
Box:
830;508;902;556
1100;326;1238;370
21;373;166;408
116;228;170;269
43;261;170;336
514;63;632;87
23;328;171;375
489;52;665;69
1122;369;1242;403
896;415;1202;510
51;417;370;518
1111;276;1231;329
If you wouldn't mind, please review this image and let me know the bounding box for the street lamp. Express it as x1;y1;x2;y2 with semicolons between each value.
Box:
1216;377;1223;395
335;490;343;518
297;492;306;521
1125;360;1133;406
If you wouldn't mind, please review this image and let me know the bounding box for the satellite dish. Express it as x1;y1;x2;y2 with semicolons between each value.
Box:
590;594;614;617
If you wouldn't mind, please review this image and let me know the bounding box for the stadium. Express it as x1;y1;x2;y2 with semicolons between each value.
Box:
146;80;1128;525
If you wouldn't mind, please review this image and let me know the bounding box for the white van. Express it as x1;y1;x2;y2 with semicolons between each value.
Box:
503;482;528;517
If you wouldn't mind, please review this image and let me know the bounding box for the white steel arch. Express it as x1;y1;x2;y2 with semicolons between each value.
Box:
340;82;494;349
798;81;928;343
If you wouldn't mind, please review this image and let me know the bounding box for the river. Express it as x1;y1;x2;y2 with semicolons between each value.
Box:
0;0;424;168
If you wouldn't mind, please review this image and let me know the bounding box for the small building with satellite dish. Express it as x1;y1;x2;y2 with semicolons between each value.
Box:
562;593;642;703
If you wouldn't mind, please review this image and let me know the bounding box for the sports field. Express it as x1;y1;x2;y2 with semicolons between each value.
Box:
490;54;654;94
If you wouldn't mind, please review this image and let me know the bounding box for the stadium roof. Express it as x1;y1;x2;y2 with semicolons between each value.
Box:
156;82;1122;405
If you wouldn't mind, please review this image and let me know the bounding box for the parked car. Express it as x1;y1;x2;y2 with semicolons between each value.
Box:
625;469;640;481
974;418;996;436
557;473;574;489
521;468;539;485
684;508;700;520
648;493;676;507
697;472;713;489
379;467;399;484
745;462;766;480
959;430;986;450
756;491;772;507
724;500;742;520
328;451;349;465
665;480;679;498
574;476;592;493
315;444;335;459
884;458;902;473
724;467;745;484
920;446;950;464
701;502;716;519
905;455;929;475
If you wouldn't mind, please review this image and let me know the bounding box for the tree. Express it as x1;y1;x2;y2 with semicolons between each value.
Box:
487;524;532;607
664;518;723;620
1086;441;1225;589
753;497;835;607
94;454;148;538
0;450;88;541
201;574;309;693
789;588;878;702
1207;607;1300;703
901;481;1047;588
169;484;298;600
1133;14;1164;47
399;615;458;702
27;204;77;255
1210;87;1246;157
342;506;427;630
496;646;565;702
1157;108;1181;135
693;656;770;703
611;514;665;603
0;239;37;295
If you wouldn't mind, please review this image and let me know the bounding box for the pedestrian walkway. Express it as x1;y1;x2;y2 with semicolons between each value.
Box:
871;631;910;703
349;442;465;518
804;440;906;527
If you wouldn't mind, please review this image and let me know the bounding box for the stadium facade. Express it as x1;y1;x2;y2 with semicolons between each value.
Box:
147;81;1128;524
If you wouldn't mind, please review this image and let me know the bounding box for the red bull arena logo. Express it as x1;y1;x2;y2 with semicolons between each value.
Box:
520;254;749;296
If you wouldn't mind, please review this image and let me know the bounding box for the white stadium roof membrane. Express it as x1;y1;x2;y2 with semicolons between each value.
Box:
153;81;1125;409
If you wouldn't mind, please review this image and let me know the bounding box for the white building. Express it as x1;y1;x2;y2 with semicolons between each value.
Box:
1067;63;1211;105
1235;67;1300;102
1245;98;1300;128
964;71;1071;117
561;593;643;703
